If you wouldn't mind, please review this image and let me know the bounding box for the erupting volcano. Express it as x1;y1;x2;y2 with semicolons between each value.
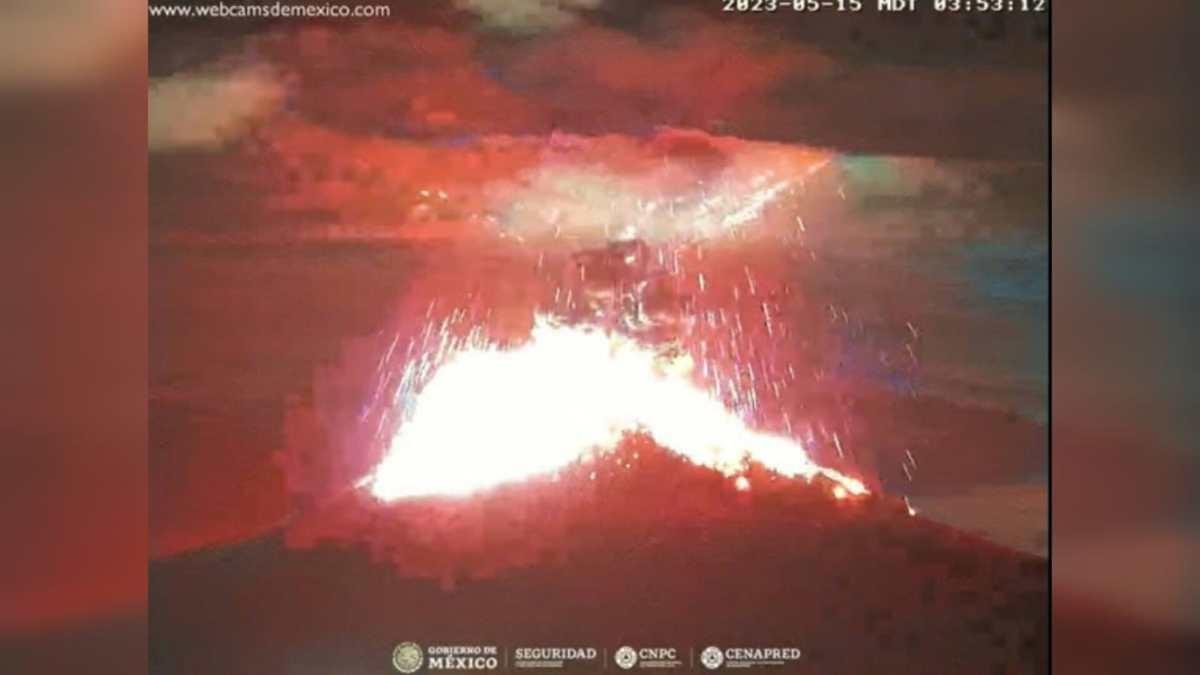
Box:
262;134;919;573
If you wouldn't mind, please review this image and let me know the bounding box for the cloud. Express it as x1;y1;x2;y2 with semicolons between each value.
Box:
456;0;603;34
253;25;544;137
247;15;833;140
149;65;285;151
494;17;835;135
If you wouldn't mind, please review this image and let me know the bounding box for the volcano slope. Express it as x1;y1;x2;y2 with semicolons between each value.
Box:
150;437;1047;675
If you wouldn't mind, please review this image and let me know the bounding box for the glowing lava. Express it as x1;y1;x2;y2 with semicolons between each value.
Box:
367;318;866;500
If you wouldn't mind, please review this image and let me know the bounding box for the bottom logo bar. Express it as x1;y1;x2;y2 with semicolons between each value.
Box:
390;642;803;671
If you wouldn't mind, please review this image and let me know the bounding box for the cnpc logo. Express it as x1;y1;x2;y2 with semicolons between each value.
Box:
614;646;682;670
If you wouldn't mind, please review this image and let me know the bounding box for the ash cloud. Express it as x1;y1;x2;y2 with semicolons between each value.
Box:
149;65;285;151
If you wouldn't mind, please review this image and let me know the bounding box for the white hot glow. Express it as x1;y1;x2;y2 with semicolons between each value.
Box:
368;319;867;500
